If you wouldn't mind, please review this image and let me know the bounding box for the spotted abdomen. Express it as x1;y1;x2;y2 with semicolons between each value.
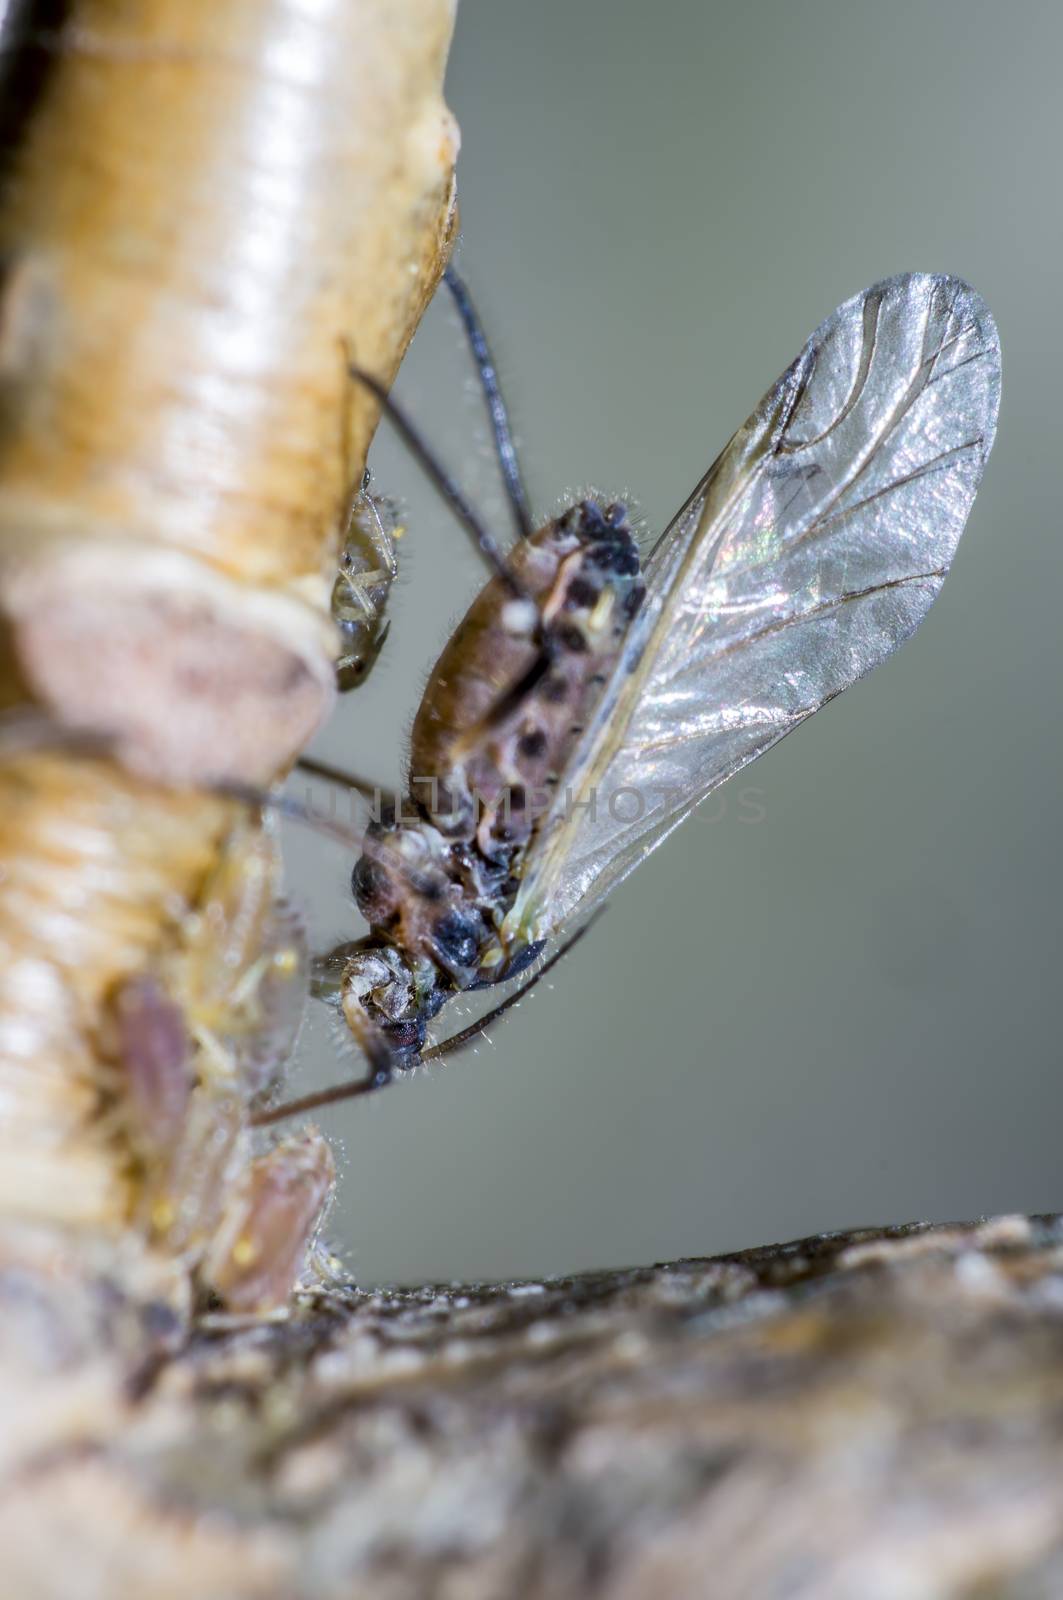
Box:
410;499;645;860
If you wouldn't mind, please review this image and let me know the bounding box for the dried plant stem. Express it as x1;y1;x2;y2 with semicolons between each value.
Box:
0;0;458;1244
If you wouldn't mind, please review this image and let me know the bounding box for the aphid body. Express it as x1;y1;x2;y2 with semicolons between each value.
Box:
330;475;402;692
343;498;644;1055
274;270;1001;1117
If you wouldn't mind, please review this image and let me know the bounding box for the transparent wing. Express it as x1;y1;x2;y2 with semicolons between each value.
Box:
508;273;1000;942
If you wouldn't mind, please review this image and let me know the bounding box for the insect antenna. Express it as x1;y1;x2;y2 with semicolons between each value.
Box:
250;1051;389;1126
349;366;531;603
349;364;559;734
250;912;603;1127
294;753;386;802
443;265;533;541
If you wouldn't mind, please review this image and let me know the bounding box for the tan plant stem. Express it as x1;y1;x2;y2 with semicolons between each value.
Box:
0;0;459;1246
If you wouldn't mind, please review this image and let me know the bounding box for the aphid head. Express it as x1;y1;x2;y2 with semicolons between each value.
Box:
555;495;630;541
335;938;442;1061
574;497;628;536
549;498;641;586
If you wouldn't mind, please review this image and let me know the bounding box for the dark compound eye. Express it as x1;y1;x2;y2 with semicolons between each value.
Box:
605;501;628;528
336;656;370;690
351;855;392;915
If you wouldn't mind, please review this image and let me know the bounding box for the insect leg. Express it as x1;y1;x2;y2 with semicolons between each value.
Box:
349;366;561;739
448;637;559;761
250;915;604;1127
406;611;561;773
421;912;602;1062
443;266;533;541
250;1032;396;1127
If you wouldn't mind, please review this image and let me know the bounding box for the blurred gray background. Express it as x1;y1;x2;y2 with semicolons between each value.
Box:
286;0;1062;1286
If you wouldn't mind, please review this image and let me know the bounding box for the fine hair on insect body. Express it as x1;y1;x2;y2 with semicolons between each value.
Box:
250;265;1001;1128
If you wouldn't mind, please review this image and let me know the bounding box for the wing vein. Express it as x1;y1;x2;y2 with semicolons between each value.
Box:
780;288;882;454
510;273;1000;942
642;567;948;743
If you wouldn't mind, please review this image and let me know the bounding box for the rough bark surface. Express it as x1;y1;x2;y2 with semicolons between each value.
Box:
1;1213;1062;1599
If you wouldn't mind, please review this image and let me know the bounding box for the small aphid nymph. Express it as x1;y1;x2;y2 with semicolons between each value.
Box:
330;469;402;692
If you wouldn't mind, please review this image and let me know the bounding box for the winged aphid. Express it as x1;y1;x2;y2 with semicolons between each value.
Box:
255;268;1000;1125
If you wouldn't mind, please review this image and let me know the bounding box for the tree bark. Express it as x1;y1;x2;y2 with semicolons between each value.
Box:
3;1214;1063;1598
